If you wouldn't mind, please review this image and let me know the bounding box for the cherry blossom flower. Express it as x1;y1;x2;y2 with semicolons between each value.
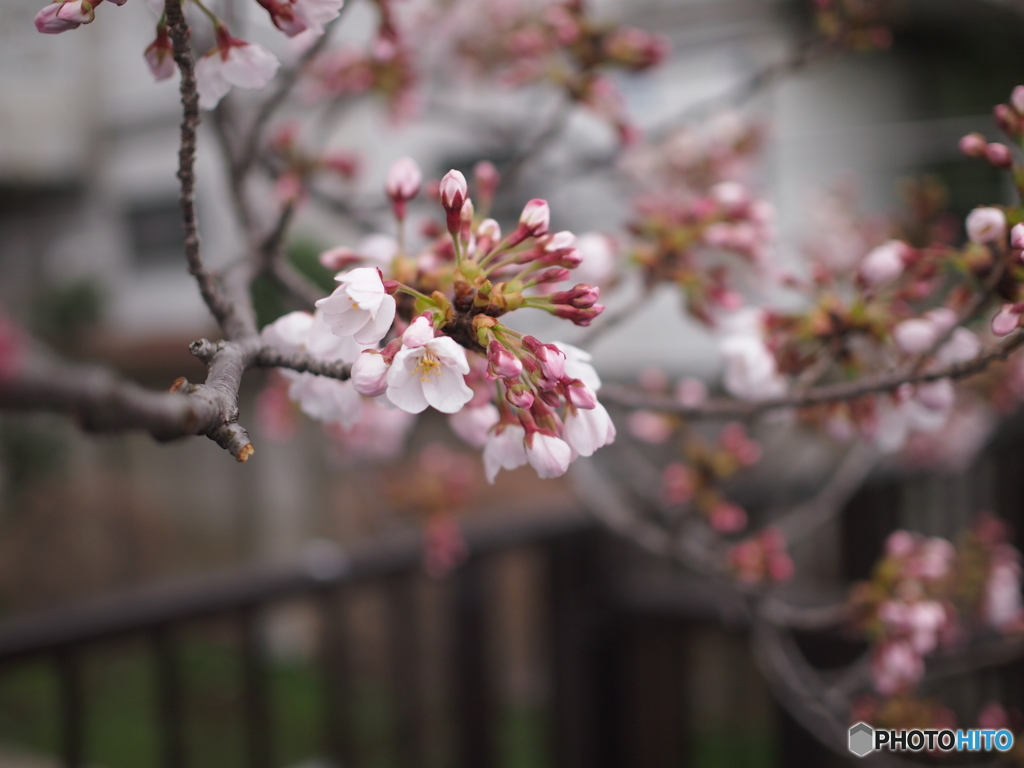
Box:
439;170;468;212
574;233;617;286
260;0;345;38
483;423;528;482
261;311;364;429
525;432;572;478
449;403;500;448
195;35;280;110
564;402;616;457
965;207;1007;244
984;557;1022;630
872;639;925;695
316;266;397;344
552;341;601;392
719;334;785;401
385;318;473;414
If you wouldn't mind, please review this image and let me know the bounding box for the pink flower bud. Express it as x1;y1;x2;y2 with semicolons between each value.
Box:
439;169;468;213
487;341;523;379
473;160;500;202
351;350;390;397
709;502;747;534
996;104;1020;138
674;377;707;407
542;231;576;252
662;463;694;505
35;1;84;32
505;384;535;410
318;246;360;272
859;240;906;285
564;379;598;409
965;207;1007;244
992;304;1022;336
525;338;566;381
767;552;795;582
477;218;501;241
1013;86;1024;115
144;25;176;81
959;132;988;158
1012;223;1024;250
519;199;550;237
56;0;94;24
893;318;940;354
986;142;1013;169
550;284;600;309
385;157;422;203
627;411;673;444
530;267;570;286
552;304;605;326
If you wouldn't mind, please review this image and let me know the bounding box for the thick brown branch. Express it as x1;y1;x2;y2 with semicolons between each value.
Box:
0;342;257;462
603;328;1024;418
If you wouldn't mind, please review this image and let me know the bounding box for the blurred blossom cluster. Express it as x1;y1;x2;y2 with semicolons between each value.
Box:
851;517;1023;699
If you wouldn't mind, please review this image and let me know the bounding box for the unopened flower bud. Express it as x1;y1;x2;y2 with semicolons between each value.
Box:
1012;223;1024;250
551;284;601;309
959;133;988;158
966;206;1007;244
1013;85;1024;115
893;318;940;354
859;240;906;286
385;157;421;216
505;383;535;409
552;304;605;326
564;379;598;409
488;341;523;379
473;160;500;203
709;502;747;534
351;350;391;397
992;304;1022;336
995;104;1019;137
532;267;572;284
144;25;176;81
986;142;1013;169
542;231;576;252
439;169;468;213
318;246;359;272
518;199;550;237
477;218;500;241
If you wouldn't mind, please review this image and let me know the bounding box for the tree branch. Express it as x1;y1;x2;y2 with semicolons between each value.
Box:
165;0;251;340
603;328;1024;418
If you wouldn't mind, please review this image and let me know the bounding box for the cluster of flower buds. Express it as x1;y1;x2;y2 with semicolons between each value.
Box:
656;422;761;534
259;158;616;482
452;0;668;143
622;115;775;324
266;122;360;205
850;518;1023;698
305;28;418;120
727;528;794;585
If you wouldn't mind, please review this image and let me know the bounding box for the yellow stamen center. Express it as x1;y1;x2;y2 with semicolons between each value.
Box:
417;351;442;381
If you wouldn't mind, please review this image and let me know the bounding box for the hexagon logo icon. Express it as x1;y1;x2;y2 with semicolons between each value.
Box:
849;722;874;757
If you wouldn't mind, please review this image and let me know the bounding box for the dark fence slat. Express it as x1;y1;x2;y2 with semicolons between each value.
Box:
152;626;186;768
386;573;425;768
56;650;84;768
452;557;496;768
319;588;355;768
240;608;273;768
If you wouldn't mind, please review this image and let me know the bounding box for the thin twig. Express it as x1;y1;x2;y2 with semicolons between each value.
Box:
165;0;249;340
